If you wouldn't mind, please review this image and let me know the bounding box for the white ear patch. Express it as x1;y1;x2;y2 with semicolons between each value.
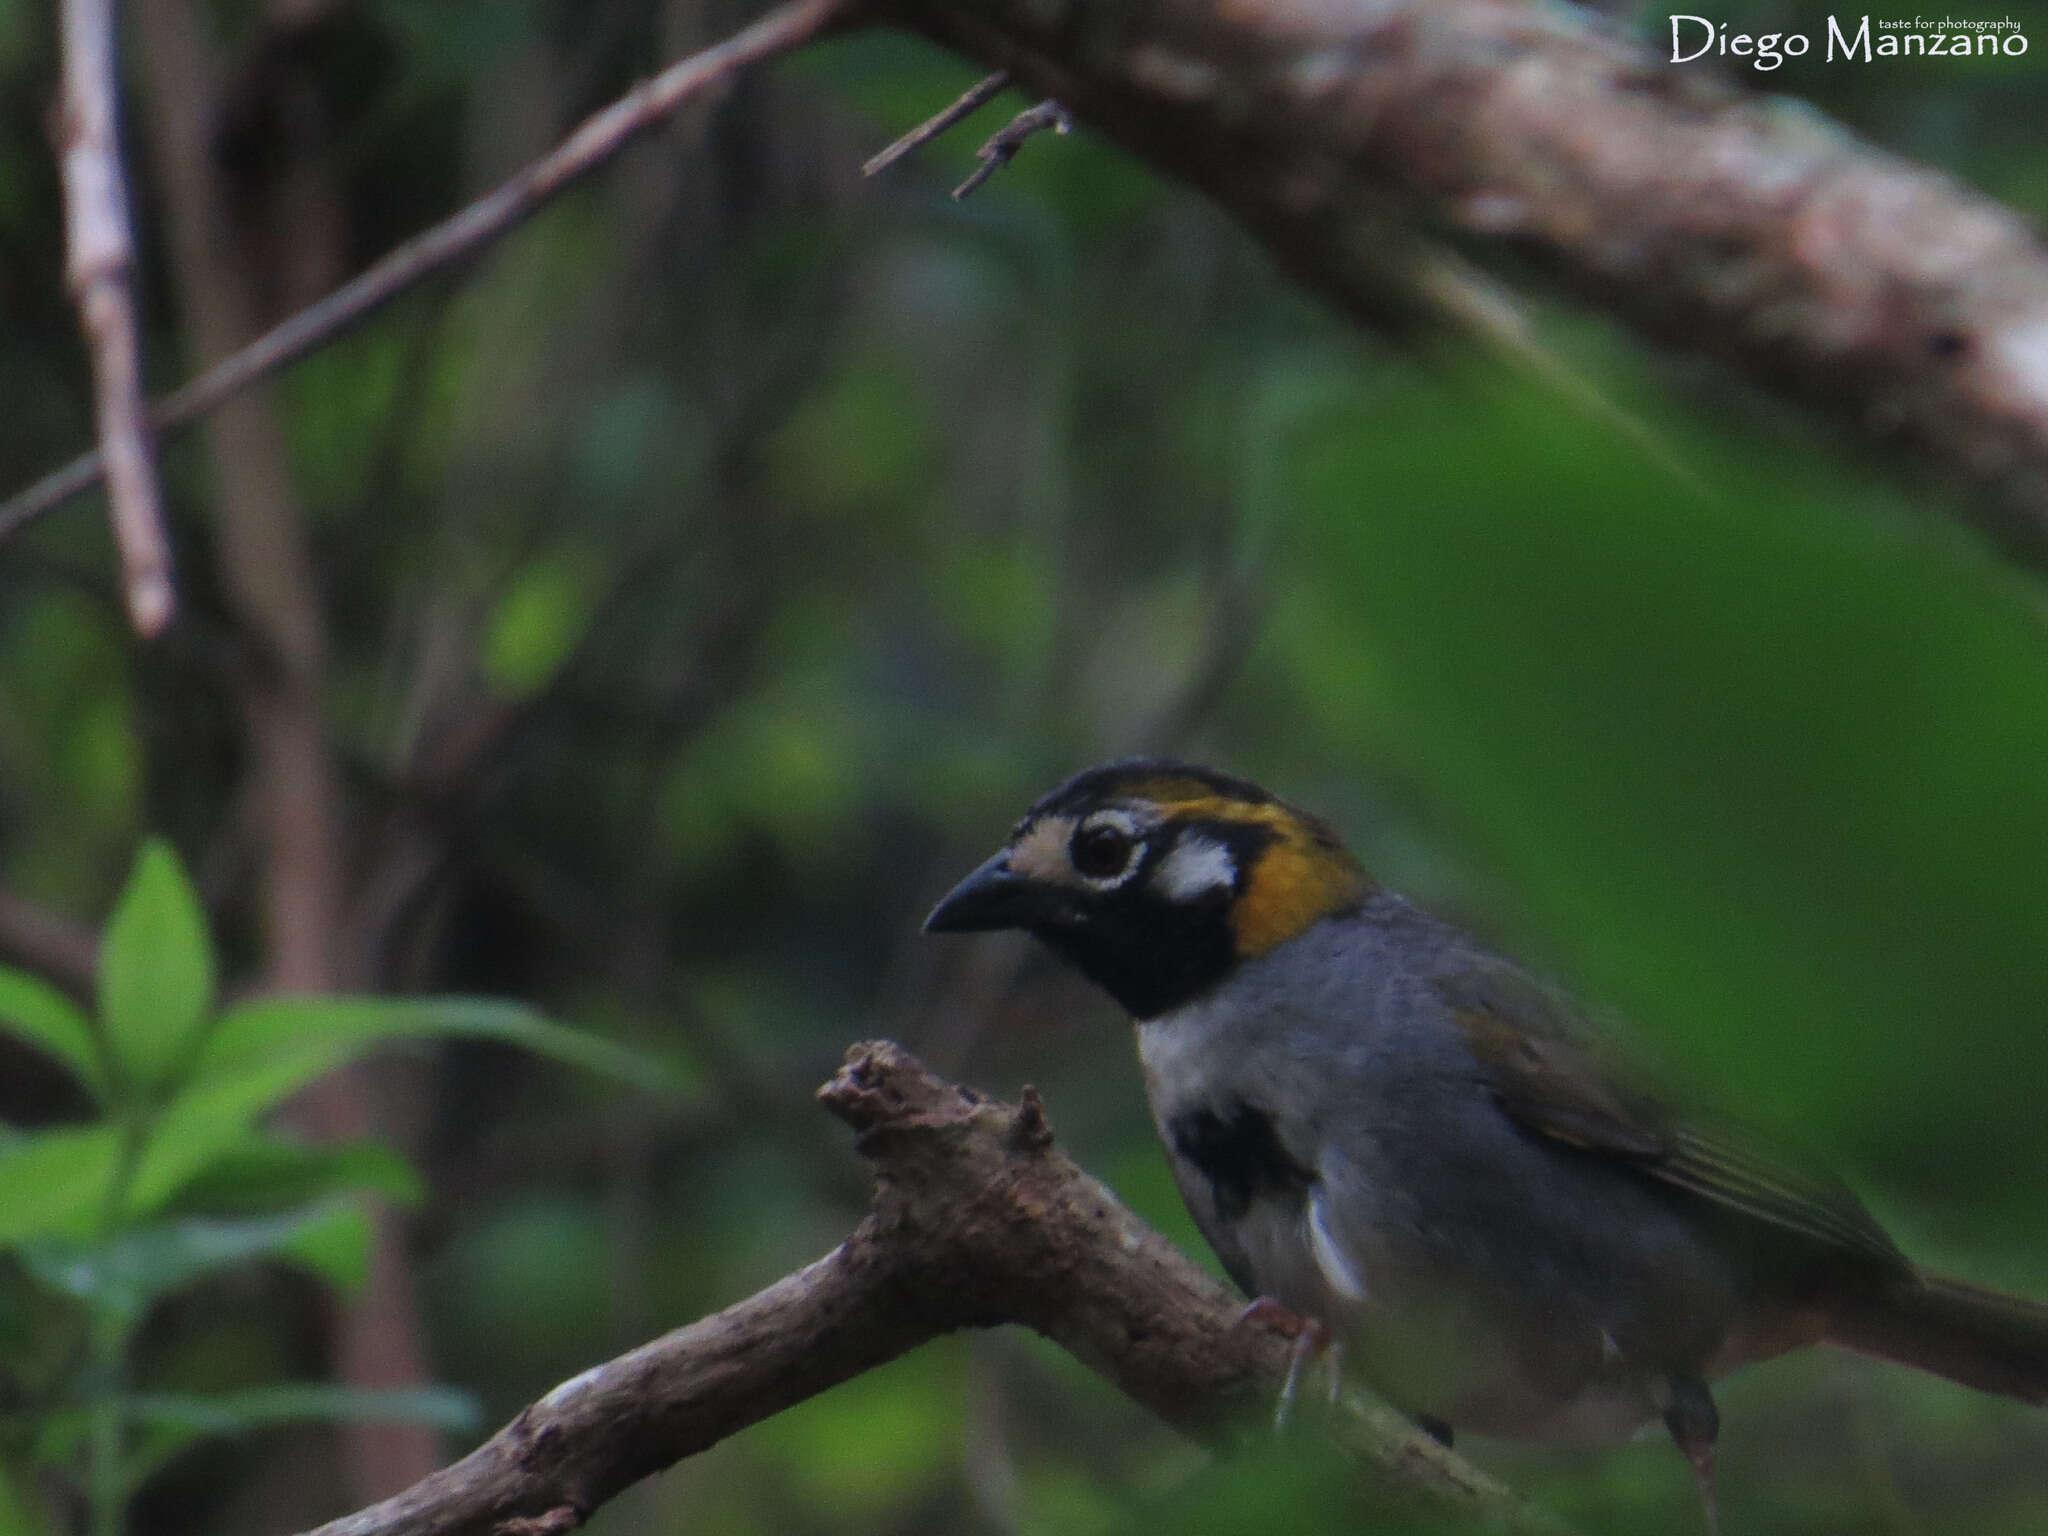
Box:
1152;834;1237;901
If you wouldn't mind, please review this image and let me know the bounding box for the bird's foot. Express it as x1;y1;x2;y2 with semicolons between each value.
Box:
1238;1295;1315;1340
1237;1297;1338;1430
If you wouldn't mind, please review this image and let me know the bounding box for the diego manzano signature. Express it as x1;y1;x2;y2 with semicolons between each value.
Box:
1669;13;2027;69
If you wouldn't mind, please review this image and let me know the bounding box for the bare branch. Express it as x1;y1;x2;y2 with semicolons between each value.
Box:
862;67;1010;176
57;0;174;636
135;0;421;1493
294;1043;1570;1536
882;0;2048;575
0;0;847;544
952;96;1071;200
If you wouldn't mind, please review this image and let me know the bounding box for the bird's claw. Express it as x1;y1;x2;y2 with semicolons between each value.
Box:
1237;1297;1337;1429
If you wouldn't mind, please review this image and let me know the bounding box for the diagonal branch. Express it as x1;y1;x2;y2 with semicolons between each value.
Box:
23;0;2048;587
951;95;1071;200
0;0;847;546
293;1042;1571;1536
20;0;2048;589
57;0;175;636
878;0;2048;576
862;67;1010;176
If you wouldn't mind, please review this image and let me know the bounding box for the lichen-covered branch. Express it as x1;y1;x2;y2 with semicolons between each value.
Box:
880;0;2048;571
294;1042;1570;1536
57;0;174;636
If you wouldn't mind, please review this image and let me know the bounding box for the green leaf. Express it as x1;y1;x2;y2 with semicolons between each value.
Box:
124;1053;363;1217
167;1135;424;1214
0;965;106;1102
0;1124;121;1244
481;544;604;701
123;1382;481;1435
96;842;215;1102
193;996;681;1097
276;1200;373;1294
112;999;670;1218
43;1384;483;1493
19;1202;368;1324
1278;367;2048;1198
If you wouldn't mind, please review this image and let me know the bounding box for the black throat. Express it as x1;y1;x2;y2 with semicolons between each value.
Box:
1027;818;1277;1019
1033;903;1237;1019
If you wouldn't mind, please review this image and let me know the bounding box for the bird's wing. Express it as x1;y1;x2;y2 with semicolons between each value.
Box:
1161;1143;1264;1300
1439;963;1906;1270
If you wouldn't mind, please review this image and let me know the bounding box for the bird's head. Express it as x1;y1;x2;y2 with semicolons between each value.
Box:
925;760;1372;1018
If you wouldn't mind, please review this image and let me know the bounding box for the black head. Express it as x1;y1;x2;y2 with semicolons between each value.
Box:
924;760;1370;1018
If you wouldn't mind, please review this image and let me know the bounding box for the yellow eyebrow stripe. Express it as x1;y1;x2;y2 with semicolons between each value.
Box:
1115;777;1254;806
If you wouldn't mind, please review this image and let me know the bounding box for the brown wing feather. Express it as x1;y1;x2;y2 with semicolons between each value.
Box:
1440;965;1905;1270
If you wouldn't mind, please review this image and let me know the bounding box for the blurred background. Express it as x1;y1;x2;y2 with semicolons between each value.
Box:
2;0;2048;1532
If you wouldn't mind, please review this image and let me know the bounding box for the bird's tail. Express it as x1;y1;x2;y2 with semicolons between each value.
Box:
1829;1272;2048;1403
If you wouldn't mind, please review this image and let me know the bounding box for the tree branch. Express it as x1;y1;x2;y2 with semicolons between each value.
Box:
0;0;846;545
951;96;1071;200
19;0;2048;585
57;0;175;636
134;0;421;1495
862;67;1010;176
293;1042;1570;1536
877;0;2048;575
23;0;2048;581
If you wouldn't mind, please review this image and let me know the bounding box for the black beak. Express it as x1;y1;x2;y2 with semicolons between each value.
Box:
924;850;1047;933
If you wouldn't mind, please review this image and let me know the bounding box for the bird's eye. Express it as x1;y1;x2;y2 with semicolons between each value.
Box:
1071;822;1136;881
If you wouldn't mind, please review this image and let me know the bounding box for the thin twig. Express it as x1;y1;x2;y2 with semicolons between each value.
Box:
0;0;846;546
57;0;173;636
862;68;1009;176
953;98;1071;200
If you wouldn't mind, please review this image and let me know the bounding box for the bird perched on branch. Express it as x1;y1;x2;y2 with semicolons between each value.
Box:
925;759;2048;1531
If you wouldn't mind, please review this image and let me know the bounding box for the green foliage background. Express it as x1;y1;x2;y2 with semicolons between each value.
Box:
2;0;2047;1531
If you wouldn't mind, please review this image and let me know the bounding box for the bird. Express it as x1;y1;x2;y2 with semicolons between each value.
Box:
923;758;2048;1530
